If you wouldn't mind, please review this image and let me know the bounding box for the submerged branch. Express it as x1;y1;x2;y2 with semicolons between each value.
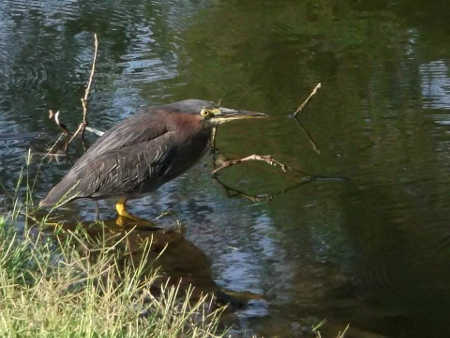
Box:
211;153;314;202
208;83;330;201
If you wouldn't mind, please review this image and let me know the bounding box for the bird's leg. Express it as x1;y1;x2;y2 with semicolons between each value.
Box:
115;197;157;227
115;197;128;218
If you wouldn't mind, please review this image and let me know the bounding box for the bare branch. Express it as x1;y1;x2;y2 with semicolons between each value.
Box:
210;153;293;201
83;33;99;104
211;154;289;176
45;33;100;158
67;33;99;145
85;126;104;137
293;82;321;118
46;109;71;155
207;84;325;201
210;127;217;153
48;110;70;135
212;159;348;203
289;82;323;154
44;133;67;160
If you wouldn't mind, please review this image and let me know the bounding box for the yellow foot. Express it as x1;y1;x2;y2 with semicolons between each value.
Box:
115;215;157;228
115;198;157;227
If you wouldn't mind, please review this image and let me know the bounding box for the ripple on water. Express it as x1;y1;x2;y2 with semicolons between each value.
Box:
420;60;450;110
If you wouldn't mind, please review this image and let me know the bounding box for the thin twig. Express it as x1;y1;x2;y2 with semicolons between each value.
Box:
44;133;67;159
210;127;217;153
67;33;99;145
290;82;322;154
211;154;289;176
48;110;70;135
83;33;99;104
45;33;100;158
210;151;347;202
210;97;223;153
85;126;104;137
19;210;42;225
211;154;294;202
293;82;321;118
45;110;72;154
213;170;314;202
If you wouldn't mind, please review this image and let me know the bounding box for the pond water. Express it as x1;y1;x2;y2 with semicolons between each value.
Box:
1;1;449;337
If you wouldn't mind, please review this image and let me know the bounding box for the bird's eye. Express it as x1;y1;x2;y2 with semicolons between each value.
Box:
200;108;212;119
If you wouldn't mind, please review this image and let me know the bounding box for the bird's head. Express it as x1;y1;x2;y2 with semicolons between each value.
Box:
164;99;268;129
199;105;268;127
174;99;267;127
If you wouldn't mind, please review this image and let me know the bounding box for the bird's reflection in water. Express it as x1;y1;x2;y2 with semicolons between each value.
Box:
45;217;260;311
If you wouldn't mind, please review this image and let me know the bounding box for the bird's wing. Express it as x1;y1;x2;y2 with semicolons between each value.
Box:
77;133;178;197
42;131;177;204
79;111;168;160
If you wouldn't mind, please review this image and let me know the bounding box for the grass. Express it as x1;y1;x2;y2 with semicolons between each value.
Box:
0;215;227;337
0;149;227;337
0;214;226;337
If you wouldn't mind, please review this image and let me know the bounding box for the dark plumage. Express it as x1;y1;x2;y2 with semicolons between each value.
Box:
40;99;266;220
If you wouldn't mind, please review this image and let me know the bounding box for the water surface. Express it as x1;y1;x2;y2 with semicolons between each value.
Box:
0;1;449;337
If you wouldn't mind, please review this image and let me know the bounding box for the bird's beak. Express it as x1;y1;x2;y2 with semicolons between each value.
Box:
208;107;268;126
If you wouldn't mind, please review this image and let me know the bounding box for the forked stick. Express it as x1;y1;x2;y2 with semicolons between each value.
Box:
46;33;100;157
212;154;289;176
210;83;323;200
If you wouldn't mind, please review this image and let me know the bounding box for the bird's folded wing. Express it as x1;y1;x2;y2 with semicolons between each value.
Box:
70;131;177;198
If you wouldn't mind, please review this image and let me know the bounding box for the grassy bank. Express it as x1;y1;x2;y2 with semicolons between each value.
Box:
0;214;226;338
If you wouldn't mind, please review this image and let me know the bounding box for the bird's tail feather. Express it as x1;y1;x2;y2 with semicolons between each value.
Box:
39;179;81;208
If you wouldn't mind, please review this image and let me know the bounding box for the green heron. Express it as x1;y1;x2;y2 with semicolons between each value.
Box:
40;99;267;224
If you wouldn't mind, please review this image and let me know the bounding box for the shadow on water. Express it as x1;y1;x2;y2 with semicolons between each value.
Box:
40;216;260;314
